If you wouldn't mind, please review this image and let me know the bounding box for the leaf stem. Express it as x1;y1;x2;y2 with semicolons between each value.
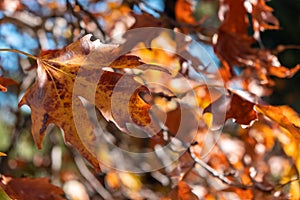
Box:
0;48;37;60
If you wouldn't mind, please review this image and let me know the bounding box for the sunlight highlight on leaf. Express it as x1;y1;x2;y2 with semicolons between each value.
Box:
254;105;300;140
0;152;7;156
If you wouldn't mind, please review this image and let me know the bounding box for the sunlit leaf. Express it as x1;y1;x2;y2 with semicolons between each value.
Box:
105;171;120;190
175;0;196;25
254;105;300;140
290;180;300;200
268;64;300;78
250;0;280;32
213;0;297;97
18;34;153;170
0;152;7;156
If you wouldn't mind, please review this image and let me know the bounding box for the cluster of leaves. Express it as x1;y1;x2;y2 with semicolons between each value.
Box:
0;0;299;199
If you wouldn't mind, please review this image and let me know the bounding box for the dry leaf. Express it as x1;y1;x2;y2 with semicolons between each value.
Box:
120;12;166;51
251;0;280;32
204;91;258;127
225;93;257;125
0;77;18;92
214;0;296;91
19;34;152;170
0;175;65;200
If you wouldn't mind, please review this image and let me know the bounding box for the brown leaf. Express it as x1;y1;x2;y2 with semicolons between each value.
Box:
218;0;249;35
109;55;143;69
0;77;18;92
130;12;165;29
149;102;199;147
254;105;300;140
0;175;65;200
19;34;152;170
214;0;257;81
226;92;257;125
121;12;166;51
204;91;258;127
213;0;296;94
214;0;256;69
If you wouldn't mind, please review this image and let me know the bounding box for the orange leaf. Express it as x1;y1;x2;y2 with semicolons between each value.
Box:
175;0;196;25
269;64;300;78
251;0;280;31
0;175;65;200
254;105;300;140
213;0;291;89
19;34;152;170
163;180;198;200
105;171;120;189
214;0;256;73
0;77;18;92
0;152;6;156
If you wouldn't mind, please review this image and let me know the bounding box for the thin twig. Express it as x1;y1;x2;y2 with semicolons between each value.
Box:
138;0;213;43
0;49;37;60
74;0;106;41
275;45;300;54
73;152;113;199
274;178;300;191
189;147;250;190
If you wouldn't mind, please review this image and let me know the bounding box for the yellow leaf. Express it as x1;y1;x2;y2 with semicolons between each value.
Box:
254;105;300;140
290;181;300;200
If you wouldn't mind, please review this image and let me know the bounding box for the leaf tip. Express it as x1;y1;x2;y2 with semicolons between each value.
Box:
0;152;7;157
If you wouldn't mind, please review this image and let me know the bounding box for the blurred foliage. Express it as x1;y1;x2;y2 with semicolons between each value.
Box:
0;0;299;199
